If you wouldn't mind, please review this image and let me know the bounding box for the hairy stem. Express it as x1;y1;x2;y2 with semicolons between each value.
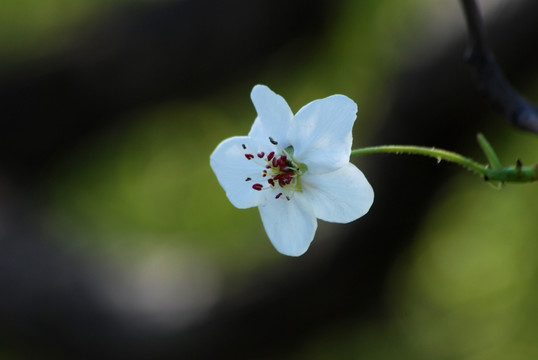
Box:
351;145;486;174
351;144;537;184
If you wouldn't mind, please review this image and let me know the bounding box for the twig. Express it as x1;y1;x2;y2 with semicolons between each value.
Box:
459;0;538;134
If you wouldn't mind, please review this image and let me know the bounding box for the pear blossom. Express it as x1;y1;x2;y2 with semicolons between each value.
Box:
210;85;374;256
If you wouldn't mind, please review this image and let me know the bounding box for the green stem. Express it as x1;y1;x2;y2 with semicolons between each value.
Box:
350;145;538;184
351;145;487;174
476;133;502;169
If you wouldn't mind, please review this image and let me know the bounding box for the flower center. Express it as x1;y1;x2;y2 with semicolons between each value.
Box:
242;137;307;200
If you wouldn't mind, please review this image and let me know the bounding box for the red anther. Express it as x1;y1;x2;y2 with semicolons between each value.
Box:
265;164;271;169
275;193;283;199
245;154;254;160
262;170;267;177
267;152;275;161
257;152;265;158
252;183;263;191
278;178;286;187
278;156;287;166
272;157;278;167
268;179;275;186
279;166;289;172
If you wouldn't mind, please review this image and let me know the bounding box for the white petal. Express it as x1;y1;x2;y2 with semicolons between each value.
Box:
288;95;357;174
258;195;317;257
301;163;374;223
210;136;270;209
248;85;293;146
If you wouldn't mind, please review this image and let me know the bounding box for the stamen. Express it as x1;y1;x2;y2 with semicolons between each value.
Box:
245;142;304;201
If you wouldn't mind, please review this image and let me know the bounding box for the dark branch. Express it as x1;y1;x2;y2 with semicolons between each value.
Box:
459;0;538;134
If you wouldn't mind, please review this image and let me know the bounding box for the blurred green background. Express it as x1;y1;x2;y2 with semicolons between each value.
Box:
1;0;536;359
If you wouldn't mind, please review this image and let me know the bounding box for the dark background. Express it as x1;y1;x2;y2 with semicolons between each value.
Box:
0;0;537;359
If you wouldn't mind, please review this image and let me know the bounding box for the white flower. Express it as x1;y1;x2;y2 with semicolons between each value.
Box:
210;85;374;256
